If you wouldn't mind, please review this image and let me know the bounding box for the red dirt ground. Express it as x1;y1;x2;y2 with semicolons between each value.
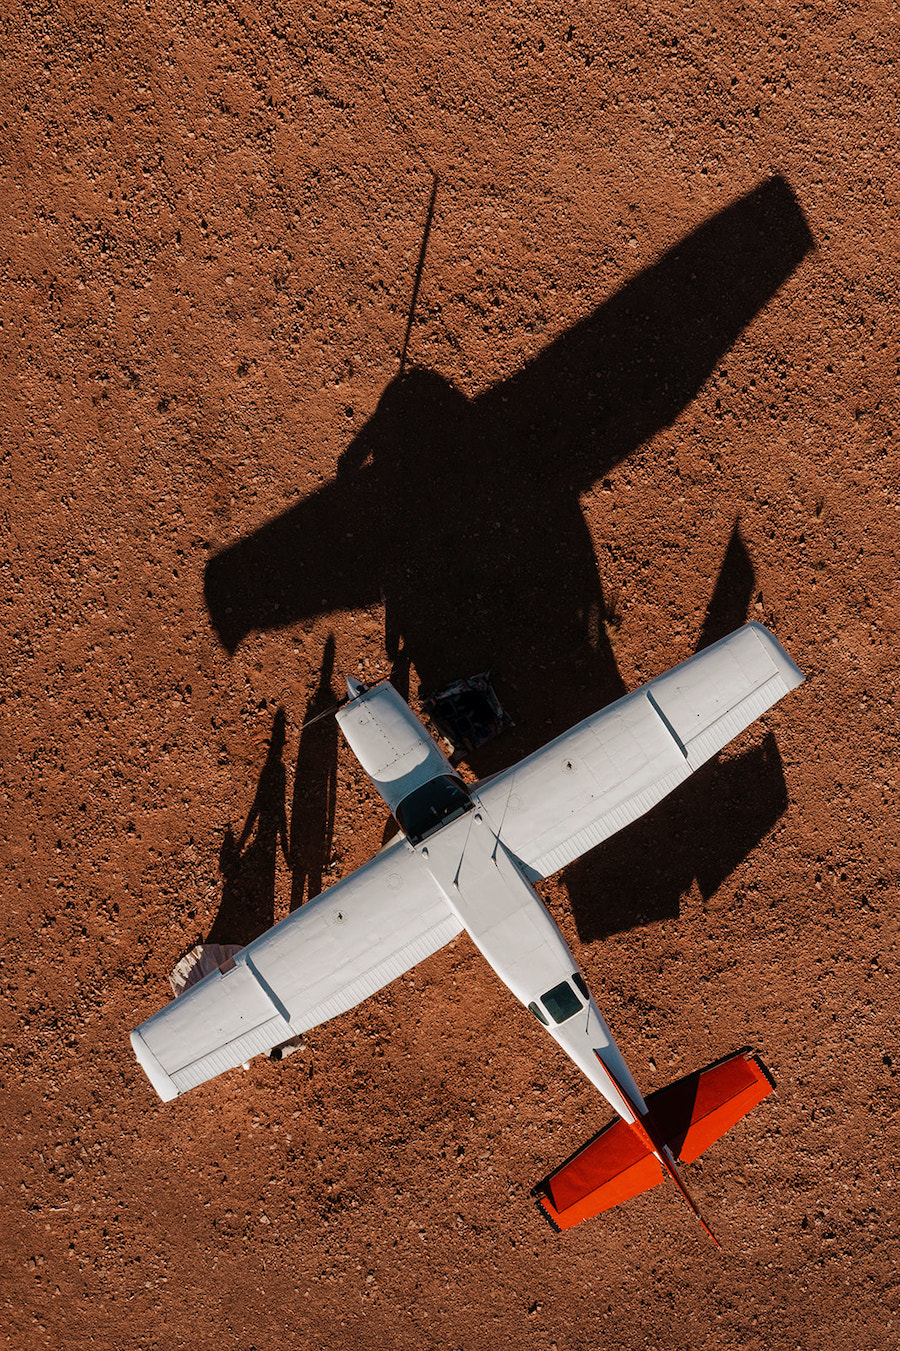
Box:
2;2;898;1348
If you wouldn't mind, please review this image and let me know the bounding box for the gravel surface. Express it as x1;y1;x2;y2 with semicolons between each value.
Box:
3;2;898;1348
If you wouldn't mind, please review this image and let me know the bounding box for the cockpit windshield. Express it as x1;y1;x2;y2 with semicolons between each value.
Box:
395;775;472;844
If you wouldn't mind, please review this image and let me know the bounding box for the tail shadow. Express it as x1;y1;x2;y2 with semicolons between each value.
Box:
696;519;756;652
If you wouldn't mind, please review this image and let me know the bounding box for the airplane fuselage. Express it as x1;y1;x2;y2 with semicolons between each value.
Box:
336;678;648;1127
416;794;647;1126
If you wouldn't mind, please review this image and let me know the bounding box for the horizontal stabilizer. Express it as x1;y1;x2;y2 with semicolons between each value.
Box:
535;1051;773;1231
651;1047;774;1164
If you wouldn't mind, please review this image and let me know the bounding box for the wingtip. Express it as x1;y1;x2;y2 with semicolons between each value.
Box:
745;621;805;689
130;1028;179;1103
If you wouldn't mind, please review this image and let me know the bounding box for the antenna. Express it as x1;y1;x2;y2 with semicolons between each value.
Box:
297;697;349;731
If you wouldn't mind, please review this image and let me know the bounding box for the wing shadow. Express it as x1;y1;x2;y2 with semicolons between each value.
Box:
563;732;788;941
203;176;812;935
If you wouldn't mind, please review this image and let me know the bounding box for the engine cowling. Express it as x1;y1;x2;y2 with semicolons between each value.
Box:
335;680;456;815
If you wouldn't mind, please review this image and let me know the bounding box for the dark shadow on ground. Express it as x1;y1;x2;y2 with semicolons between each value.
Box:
564;732;788;941
288;635;339;910
696;519;756;652
205;708;288;948
203;176;813;939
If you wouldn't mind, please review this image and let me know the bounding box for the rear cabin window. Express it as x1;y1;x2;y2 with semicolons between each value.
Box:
395;775;472;844
572;972;590;1001
541;980;583;1024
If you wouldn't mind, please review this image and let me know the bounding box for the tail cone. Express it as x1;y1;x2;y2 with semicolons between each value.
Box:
602;1060;722;1247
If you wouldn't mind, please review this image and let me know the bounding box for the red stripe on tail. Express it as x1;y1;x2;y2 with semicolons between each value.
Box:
599;1059;721;1247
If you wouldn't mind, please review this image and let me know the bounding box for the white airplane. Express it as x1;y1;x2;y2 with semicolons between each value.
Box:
131;623;803;1241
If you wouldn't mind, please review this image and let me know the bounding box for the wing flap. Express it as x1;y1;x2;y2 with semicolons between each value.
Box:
530;753;690;879
242;856;461;1032
481;685;692;880
276;904;463;1031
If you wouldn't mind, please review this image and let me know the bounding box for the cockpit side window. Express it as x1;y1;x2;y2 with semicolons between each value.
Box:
572;971;590;1001
541;980;583;1024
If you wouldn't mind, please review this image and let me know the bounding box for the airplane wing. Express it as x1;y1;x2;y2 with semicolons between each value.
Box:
130;837;461;1101
478;623;803;880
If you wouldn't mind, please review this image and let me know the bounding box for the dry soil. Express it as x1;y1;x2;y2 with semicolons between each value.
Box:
2;2;899;1349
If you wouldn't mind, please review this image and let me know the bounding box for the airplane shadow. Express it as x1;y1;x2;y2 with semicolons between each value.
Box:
203;176;813;943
